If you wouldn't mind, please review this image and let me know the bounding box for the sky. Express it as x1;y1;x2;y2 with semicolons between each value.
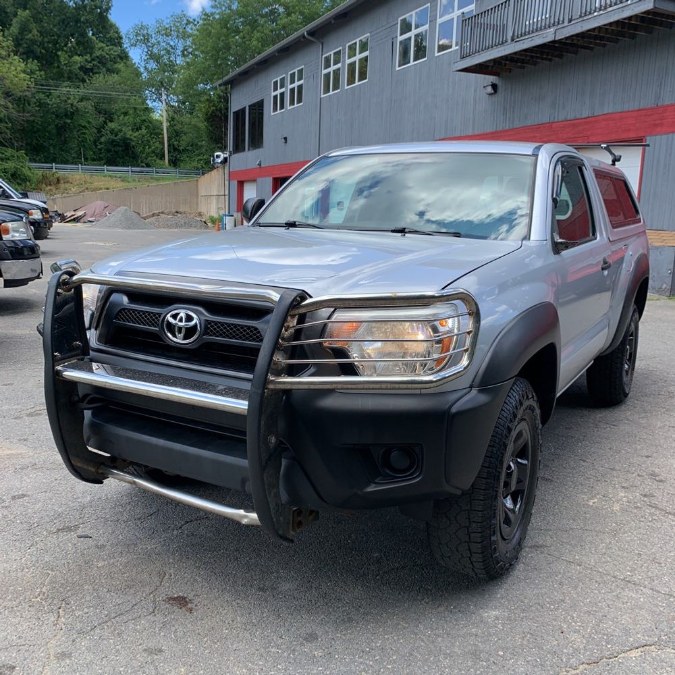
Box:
111;0;210;36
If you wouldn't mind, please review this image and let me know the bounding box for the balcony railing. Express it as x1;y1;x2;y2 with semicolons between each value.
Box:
461;0;638;59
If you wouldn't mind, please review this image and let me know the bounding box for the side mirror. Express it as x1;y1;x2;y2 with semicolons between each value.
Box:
554;198;571;220
20;191;29;198
242;197;265;223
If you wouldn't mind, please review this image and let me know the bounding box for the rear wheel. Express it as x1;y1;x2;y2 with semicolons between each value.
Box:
586;306;639;407
428;377;541;581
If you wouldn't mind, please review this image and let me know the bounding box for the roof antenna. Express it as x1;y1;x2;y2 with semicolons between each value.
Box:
600;144;622;166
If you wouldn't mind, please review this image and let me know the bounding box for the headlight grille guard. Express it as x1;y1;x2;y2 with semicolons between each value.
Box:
269;289;479;390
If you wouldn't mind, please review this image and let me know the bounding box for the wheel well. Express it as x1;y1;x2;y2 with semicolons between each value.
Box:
517;343;557;426
634;278;648;318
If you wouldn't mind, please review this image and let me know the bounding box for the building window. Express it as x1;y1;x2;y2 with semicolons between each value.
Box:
272;75;286;114
437;1;474;54
288;67;304;108
248;99;264;150
397;5;429;69
322;48;342;96
346;34;369;87
232;107;246;154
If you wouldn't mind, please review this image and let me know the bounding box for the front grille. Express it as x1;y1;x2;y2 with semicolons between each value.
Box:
97;291;273;374
116;308;161;329
204;321;262;343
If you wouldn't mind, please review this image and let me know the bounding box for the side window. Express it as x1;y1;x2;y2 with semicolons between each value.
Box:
247;100;264;150
346;35;369;87
232;108;246;154
554;160;594;245
271;75;286;114
594;171;641;228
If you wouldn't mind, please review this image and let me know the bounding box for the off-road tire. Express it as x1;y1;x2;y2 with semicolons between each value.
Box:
33;227;49;240
586;306;639;407
428;377;542;581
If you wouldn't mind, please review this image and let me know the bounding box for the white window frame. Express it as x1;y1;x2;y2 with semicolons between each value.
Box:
345;34;369;88
322;47;342;97
397;4;430;70
288;66;304;109
436;1;475;55
271;75;286;115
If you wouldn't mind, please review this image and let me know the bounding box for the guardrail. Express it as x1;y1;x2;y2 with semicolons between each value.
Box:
29;163;204;177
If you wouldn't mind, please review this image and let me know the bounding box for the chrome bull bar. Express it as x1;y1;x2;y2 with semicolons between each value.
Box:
101;467;260;526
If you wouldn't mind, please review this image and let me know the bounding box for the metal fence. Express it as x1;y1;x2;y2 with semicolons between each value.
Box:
29;163;203;177
461;0;636;59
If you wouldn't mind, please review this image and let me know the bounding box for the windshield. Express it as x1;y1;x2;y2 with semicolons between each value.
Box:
0;179;21;199
256;152;536;240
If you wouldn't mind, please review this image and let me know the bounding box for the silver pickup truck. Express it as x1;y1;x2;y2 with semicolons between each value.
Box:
42;142;649;581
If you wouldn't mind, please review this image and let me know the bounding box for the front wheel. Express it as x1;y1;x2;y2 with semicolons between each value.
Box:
586;306;639;407
428;377;542;581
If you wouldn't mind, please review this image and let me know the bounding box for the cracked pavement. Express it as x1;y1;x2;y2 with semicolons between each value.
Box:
1;225;674;674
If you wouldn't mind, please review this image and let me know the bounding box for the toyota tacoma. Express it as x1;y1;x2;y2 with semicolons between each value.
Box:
41;142;649;580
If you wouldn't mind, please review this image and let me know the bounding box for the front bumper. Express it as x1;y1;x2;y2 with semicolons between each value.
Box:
43;270;507;539
0;244;42;287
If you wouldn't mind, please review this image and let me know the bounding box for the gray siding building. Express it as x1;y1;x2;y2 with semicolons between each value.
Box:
221;0;675;243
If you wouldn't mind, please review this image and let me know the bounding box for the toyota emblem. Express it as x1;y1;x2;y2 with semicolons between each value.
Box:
162;309;202;345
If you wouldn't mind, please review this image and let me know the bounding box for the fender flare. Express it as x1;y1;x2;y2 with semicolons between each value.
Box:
473;302;561;389
601;253;649;356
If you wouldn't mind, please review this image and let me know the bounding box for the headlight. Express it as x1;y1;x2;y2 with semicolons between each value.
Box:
0;220;33;240
81;284;104;329
323;303;469;376
27;209;42;219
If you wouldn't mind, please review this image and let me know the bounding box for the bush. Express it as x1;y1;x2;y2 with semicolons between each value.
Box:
0;148;38;190
0;148;37;187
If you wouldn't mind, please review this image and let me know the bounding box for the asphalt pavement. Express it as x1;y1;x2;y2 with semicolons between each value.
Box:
1;224;674;674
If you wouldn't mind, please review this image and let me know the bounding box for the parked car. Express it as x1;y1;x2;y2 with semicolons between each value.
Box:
0;198;51;240
0;209;42;288
41;142;649;581
0;177;48;206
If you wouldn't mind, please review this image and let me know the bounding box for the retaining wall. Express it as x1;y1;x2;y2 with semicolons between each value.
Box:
48;168;228;219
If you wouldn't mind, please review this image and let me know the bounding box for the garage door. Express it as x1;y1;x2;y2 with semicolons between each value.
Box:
576;145;644;197
243;180;257;202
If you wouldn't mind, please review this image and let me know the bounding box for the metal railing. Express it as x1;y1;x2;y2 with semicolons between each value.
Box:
29;163;203;177
461;0;637;58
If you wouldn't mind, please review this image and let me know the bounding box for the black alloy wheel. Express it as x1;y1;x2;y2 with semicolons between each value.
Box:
587;306;640;406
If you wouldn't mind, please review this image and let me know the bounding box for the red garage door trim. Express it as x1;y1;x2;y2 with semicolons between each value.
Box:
442;103;675;144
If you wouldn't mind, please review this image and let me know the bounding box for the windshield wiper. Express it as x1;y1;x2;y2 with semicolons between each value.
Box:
256;221;323;229
390;227;462;237
285;220;323;229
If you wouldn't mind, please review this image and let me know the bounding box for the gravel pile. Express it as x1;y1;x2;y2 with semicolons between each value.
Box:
145;214;210;230
91;206;153;230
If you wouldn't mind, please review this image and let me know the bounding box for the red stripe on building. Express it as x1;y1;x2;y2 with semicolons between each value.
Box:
442;103;675;144
230;161;310;183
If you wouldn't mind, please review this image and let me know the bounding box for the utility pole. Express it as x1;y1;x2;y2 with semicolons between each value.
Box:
162;89;169;166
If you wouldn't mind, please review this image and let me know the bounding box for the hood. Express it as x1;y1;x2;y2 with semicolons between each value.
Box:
92;227;521;296
0;199;45;215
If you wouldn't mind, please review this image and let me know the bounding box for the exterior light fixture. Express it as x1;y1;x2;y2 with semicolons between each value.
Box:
483;82;498;95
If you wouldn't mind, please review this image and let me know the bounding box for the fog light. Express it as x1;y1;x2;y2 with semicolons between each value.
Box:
381;446;419;477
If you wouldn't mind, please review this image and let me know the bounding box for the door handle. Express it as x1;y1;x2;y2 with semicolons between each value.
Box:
601;257;612;271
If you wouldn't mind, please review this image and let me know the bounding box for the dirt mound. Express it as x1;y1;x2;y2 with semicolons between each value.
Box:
145;214;210;230
91;206;152;230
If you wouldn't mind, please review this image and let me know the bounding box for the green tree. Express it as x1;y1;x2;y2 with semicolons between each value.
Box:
0;29;32;146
